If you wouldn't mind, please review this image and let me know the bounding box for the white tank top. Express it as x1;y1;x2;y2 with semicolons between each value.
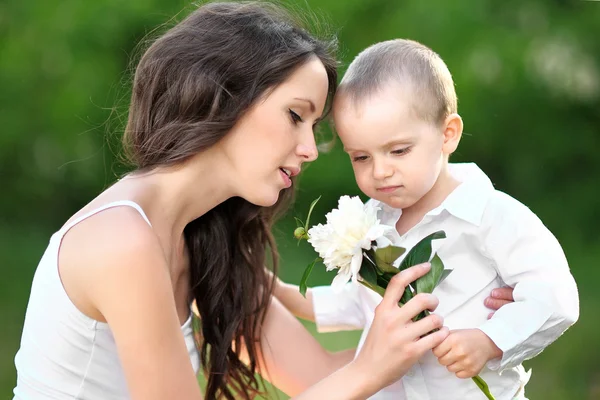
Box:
13;200;200;399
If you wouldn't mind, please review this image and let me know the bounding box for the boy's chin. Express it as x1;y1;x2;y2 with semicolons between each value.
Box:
372;194;413;210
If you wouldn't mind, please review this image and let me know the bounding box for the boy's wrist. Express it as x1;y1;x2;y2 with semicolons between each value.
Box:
476;329;503;361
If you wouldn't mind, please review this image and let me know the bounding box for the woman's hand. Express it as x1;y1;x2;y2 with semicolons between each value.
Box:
353;263;450;393
290;263;449;400
484;287;515;319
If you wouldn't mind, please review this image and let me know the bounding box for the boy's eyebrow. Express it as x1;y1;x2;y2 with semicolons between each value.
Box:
343;138;414;153
294;97;316;113
382;138;414;148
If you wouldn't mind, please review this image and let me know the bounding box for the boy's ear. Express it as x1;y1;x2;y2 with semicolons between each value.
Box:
442;113;463;155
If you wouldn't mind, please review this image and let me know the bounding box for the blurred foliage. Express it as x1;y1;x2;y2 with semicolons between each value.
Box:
1;0;599;399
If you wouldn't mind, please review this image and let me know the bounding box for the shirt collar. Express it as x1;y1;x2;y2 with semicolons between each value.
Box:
374;162;495;227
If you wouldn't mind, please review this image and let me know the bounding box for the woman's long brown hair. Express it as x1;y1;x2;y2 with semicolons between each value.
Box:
122;2;337;398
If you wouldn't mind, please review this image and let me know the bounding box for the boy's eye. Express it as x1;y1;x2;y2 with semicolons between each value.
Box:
392;147;411;155
289;109;303;124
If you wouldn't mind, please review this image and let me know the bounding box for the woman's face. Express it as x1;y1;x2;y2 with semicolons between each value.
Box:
220;57;329;206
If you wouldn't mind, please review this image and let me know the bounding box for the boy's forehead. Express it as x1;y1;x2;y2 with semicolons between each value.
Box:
333;89;415;128
334;86;414;117
333;89;429;151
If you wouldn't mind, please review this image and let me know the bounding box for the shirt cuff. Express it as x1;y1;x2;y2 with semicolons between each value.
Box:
312;284;364;333
477;304;553;372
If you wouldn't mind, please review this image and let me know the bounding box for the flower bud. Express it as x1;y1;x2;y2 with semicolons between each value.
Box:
294;227;309;240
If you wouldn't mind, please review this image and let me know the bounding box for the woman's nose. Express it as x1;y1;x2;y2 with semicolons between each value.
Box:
297;130;318;162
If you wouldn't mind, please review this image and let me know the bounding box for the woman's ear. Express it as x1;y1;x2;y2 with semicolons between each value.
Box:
442;113;463;155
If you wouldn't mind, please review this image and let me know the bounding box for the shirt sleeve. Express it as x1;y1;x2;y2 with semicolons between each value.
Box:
477;192;579;372
311;282;366;333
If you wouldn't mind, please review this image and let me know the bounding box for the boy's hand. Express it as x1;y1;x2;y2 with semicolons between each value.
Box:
484;286;514;319
432;329;502;378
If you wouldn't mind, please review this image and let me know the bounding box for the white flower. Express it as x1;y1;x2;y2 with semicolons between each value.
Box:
307;196;394;292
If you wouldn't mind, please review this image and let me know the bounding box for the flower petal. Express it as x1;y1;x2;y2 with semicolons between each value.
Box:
350;249;363;278
331;269;352;293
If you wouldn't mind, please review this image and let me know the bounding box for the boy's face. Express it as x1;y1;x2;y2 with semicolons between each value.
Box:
334;87;455;210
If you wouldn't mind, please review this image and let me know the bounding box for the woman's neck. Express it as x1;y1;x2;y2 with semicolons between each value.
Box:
117;150;237;247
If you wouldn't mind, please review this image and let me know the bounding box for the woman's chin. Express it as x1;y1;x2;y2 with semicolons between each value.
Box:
244;190;281;207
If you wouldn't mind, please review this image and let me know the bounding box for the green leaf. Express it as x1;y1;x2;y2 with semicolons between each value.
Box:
438;268;453;286
294;217;305;228
400;285;414;305
376;272;391;288
374;245;406;273
359;257;378;287
398;230;446;271
299;257;321;297
304;195;321;229
415;252;445;294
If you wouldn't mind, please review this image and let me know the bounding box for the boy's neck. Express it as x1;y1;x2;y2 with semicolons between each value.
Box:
396;166;460;236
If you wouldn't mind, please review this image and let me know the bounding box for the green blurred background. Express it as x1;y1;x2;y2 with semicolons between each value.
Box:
1;0;599;399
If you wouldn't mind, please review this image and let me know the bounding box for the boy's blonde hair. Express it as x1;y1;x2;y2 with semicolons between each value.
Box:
339;39;457;126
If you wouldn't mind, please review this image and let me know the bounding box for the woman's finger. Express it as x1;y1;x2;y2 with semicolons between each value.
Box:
382;263;431;308
402;308;443;337
397;293;439;324
414;326;449;355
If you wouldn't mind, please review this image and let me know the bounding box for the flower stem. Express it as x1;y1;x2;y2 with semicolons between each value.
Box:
358;280;386;298
472;375;495;400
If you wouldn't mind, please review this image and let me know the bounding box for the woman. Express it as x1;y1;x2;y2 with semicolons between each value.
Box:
13;2;512;399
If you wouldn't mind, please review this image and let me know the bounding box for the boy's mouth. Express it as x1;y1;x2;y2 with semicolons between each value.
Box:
376;185;402;193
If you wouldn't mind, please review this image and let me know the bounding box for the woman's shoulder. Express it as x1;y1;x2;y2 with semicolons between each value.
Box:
58;203;166;322
62;203;157;259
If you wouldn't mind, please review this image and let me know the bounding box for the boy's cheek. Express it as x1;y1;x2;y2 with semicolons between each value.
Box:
353;171;369;190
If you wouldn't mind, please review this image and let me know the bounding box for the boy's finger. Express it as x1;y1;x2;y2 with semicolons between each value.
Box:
437;351;456;366
432;338;452;358
446;362;462;373
456;370;474;379
484;297;512;310
382;263;431;307
491;287;514;301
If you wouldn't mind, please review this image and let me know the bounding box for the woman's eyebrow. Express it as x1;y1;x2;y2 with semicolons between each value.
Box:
294;97;316;113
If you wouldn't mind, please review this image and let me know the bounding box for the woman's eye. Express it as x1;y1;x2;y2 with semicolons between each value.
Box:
289;109;303;124
352;155;368;162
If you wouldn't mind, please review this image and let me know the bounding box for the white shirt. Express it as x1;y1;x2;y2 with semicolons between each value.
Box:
13;201;200;400
312;163;579;400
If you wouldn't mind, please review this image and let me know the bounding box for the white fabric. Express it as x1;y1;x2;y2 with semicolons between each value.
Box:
312;163;579;400
13;200;200;400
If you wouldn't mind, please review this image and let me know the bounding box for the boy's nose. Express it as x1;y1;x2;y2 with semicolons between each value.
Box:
372;159;393;180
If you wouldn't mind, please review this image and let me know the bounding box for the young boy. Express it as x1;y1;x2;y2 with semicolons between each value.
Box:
275;39;579;400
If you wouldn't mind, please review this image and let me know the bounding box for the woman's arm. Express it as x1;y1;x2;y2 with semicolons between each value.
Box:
255;263;449;398
64;209;447;400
